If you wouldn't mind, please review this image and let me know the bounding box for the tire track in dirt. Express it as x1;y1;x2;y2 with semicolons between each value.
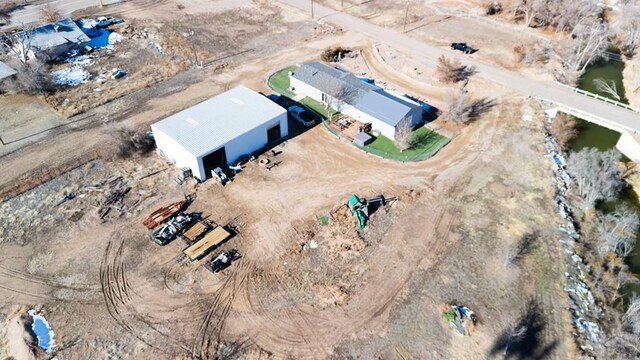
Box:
100;239;190;355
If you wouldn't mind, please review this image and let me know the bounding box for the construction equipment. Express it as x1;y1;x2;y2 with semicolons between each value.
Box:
150;212;197;245
347;195;386;230
211;167;228;185
204;249;241;273
183;225;232;261
142;195;191;229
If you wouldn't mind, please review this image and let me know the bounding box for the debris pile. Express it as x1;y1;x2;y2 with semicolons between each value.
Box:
543;131;602;357
443;304;477;335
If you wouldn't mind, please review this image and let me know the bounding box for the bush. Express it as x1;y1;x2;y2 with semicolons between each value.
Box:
0;58;53;95
320;46;351;63
485;1;502;15
434;55;476;83
108;125;155;158
40;5;61;23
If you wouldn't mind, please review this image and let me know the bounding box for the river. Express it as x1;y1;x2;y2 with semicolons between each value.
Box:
570;56;640;296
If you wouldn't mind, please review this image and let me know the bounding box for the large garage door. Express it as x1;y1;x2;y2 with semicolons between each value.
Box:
202;147;227;179
267;124;281;144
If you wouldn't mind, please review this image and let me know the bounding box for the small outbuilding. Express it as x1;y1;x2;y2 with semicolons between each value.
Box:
151;86;288;181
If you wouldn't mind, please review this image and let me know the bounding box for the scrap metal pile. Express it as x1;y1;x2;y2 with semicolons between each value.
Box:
544;131;602;357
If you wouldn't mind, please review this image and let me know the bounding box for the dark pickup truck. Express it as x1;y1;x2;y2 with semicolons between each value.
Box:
451;43;477;54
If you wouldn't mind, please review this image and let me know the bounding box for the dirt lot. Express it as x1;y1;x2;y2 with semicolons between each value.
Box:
0;85;573;359
0;0;575;358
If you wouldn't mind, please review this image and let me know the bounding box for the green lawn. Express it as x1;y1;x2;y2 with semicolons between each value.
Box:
365;126;449;159
267;66;297;97
300;97;339;120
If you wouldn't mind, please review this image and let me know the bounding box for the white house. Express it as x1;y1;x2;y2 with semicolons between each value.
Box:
151;86;288;181
289;61;423;140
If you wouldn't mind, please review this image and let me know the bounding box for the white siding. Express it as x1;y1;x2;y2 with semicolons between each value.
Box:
193;112;288;180
291;76;400;139
151;125;201;180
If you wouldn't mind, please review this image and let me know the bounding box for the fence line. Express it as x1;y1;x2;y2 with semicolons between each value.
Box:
553;81;639;113
322;121;450;162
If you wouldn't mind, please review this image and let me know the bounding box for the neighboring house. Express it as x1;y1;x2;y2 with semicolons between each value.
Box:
289;61;423;140
0;61;17;82
12;18;90;61
151;86;288;181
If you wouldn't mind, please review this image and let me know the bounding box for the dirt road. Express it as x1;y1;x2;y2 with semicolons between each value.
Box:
278;0;640;132
1;0;124;29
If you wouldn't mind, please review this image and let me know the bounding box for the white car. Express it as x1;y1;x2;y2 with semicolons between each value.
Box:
288;106;315;127
96;16;116;27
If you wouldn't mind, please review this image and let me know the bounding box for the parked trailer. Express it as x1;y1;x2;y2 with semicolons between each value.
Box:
181;220;213;244
183;226;231;261
142;196;191;229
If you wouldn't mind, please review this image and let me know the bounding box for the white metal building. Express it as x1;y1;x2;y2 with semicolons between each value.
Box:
289;62;423;140
151;86;288;181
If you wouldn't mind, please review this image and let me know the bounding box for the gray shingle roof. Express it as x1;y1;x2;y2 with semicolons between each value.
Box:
151;86;286;157
291;61;374;105
0;61;17;81
292;61;421;127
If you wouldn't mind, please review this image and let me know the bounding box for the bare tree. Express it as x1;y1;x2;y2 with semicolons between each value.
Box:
503;231;539;267
624;295;640;334
597;206;640;258
442;86;474;124
554;21;609;83
484;1;502;15
513;0;547;27
40;4;61;23
503;323;527;356
512;41;551;65
107;125;155;159
612;4;640;58
549;113;578;150
1;58;52;94
434;55;476;83
566;148;624;210
593;78;621;101
394;119;414;151
323;84;356;122
1;27;36;65
552;0;601;35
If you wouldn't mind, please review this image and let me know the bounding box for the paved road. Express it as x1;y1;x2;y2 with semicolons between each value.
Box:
280;0;640;133
2;0;122;29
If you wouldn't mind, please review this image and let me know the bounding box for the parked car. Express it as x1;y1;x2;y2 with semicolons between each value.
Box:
96;16;116;27
450;42;477;54
288;106;315;127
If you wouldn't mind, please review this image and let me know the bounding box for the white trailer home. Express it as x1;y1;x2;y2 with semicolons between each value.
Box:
151;86;288;181
289;61;423;140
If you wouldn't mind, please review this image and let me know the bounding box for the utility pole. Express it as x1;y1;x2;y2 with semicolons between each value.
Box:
311;0;314;18
98;0;104;8
189;30;199;67
402;0;410;33
341;0;344;9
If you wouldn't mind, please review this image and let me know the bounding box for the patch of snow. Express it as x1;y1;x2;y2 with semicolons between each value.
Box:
108;32;124;45
148;42;165;56
51;66;91;86
65;55;96;66
27;310;55;353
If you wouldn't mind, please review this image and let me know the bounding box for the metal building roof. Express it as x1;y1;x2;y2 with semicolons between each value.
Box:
292;61;422;127
14;18;90;53
0;61;17;81
151;86;286;157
